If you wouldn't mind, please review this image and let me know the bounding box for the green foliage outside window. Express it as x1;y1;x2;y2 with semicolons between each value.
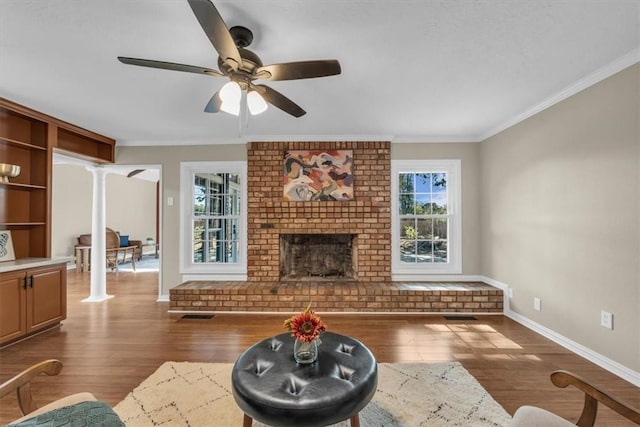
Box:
398;172;448;263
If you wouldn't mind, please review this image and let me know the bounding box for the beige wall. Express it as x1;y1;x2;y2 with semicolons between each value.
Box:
52;165;93;257
115;144;247;297
114;68;638;374
51;164;157;258
480;64;640;371
392;143;481;275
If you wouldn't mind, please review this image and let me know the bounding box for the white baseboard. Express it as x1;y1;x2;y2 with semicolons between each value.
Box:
392;274;486;282
157;295;169;302
181;274;248;281
479;275;640;387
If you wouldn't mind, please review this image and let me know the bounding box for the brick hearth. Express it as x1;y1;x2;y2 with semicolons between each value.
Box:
169;281;504;313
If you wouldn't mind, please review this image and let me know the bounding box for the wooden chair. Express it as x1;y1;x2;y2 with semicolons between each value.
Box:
105;227;136;272
510;370;640;426
75;227;138;272
0;359;109;424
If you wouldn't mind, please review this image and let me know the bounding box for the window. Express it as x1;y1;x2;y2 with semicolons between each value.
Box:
391;159;461;277
180;161;247;279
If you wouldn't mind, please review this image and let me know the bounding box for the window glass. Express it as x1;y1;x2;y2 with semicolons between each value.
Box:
191;172;241;264
392;160;461;276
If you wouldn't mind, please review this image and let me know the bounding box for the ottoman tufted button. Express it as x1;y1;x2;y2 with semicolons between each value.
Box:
232;332;377;427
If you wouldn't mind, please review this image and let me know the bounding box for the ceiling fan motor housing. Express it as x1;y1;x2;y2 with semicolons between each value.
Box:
218;47;263;77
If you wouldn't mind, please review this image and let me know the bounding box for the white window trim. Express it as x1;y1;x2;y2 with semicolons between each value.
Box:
391;159;462;278
179;161;247;280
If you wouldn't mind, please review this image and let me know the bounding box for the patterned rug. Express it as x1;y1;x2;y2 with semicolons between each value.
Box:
114;257;158;273
114;361;512;427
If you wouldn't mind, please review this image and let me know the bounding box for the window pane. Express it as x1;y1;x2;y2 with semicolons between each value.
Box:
208;195;224;215
415;173;431;192
208;240;221;262
432;193;447;214
416;218;432;239
432;173;447;192
416;240;433;263
193;196;206;216
433;240;448;262
399;194;414;215
193;218;205;263
228;173;240;185
400;219;416;238
226;240;239;262
227;191;240;215
227;219;239;240
399;173;414;193
400;239;416;262
415;194;431;215
434;219;447;240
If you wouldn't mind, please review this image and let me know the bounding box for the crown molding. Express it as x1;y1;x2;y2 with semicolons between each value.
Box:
480;47;640;141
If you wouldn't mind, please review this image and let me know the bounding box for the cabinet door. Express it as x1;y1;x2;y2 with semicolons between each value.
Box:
0;270;27;345
26;264;67;334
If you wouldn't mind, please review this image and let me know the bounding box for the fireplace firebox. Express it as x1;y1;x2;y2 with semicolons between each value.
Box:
280;234;357;281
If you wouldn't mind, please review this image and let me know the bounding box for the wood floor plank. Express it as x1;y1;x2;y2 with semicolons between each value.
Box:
0;270;638;425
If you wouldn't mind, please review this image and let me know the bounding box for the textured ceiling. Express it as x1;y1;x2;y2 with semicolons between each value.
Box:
1;1;639;145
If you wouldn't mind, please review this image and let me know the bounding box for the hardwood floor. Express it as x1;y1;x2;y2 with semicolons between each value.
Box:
1;269;638;425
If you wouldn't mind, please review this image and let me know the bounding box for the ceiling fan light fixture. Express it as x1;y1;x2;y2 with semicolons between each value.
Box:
247;90;268;115
220;100;240;116
219;81;241;103
218;81;241;116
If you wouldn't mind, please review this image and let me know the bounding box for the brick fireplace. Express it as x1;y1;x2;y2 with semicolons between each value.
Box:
247;141;392;282
169;141;504;314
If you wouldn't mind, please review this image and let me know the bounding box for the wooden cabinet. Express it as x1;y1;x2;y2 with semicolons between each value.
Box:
0;263;67;346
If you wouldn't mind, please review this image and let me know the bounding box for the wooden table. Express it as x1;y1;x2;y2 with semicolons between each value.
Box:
75;245;91;272
75;245;138;272
141;243;159;259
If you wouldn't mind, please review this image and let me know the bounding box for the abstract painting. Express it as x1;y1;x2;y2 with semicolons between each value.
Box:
284;150;354;201
0;230;15;262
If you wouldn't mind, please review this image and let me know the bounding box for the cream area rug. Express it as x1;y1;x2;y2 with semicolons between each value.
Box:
114;361;512;427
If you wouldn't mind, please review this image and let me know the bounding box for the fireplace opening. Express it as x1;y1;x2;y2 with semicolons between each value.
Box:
280;234;357;281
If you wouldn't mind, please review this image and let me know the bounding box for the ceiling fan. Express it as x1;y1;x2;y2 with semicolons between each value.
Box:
118;0;341;118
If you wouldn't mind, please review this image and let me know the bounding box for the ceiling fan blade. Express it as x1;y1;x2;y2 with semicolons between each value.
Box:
118;57;224;77
204;90;222;113
256;60;341;81
253;84;306;117
187;0;241;71
127;169;146;178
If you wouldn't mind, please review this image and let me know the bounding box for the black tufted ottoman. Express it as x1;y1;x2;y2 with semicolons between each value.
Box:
232;332;377;427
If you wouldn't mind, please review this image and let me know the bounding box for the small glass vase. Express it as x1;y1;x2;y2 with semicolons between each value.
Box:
294;339;318;364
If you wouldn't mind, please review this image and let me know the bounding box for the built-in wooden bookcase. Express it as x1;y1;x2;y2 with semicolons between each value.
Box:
0;106;50;259
0;97;114;261
57;125;114;163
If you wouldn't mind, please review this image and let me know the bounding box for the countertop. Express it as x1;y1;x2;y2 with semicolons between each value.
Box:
0;257;73;273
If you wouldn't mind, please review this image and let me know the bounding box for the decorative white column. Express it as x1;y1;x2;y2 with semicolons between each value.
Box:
82;166;113;302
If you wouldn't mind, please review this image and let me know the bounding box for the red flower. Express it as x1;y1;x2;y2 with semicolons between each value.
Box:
284;305;326;343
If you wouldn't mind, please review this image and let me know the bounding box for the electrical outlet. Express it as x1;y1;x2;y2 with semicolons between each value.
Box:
533;297;541;311
508;288;514;298
600;310;613;330
167;196;174;206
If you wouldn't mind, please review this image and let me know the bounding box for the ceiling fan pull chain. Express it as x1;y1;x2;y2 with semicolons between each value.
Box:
239;90;249;137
